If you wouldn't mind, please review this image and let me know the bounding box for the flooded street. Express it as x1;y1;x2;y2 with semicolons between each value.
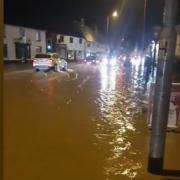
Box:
3;63;180;180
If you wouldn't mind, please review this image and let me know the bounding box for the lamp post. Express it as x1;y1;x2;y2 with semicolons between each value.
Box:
141;0;147;53
106;10;118;55
106;10;118;33
148;0;178;174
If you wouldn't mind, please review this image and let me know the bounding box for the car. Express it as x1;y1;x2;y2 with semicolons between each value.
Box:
33;53;58;71
84;56;101;65
33;53;59;71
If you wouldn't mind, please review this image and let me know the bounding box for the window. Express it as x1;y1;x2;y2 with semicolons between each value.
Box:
36;31;41;41
19;28;25;37
59;35;64;43
4;26;6;38
35;46;42;53
4;44;8;57
70;37;73;43
79;38;82;44
35;54;51;58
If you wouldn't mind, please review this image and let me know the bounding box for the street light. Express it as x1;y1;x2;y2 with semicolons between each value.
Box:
107;10;118;33
141;0;147;53
112;11;118;18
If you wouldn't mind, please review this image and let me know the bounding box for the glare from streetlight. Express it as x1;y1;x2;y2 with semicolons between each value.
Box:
112;11;118;18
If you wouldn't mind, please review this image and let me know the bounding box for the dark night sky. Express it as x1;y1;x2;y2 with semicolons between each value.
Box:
4;0;180;44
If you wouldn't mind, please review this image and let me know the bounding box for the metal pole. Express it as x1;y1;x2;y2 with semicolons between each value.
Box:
142;0;147;53
148;0;177;174
107;15;110;34
152;40;157;77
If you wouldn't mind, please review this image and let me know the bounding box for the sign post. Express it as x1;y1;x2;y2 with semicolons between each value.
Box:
148;0;178;174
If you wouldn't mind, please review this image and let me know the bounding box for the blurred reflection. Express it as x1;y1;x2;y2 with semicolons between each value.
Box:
31;72;55;97
100;65;117;91
95;65;143;179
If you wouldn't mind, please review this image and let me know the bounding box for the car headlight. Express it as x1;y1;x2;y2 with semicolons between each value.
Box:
102;57;108;65
110;58;117;66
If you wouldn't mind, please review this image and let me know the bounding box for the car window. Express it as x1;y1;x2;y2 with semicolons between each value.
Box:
35;54;51;58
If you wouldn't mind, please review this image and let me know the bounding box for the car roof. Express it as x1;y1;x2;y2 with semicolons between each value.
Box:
48;53;58;55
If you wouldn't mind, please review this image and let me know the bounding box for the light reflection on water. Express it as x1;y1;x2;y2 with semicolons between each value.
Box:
95;63;145;179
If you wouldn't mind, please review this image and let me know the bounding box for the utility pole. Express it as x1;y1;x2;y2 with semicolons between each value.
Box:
107;16;110;34
148;0;177;174
142;0;147;53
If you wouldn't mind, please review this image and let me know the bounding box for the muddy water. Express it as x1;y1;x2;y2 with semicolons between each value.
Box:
3;63;180;180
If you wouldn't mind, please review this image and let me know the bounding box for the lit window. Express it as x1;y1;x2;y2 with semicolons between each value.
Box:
36;31;41;41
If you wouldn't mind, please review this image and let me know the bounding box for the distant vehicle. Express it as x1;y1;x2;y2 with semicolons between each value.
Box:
33;53;67;71
84;55;101;65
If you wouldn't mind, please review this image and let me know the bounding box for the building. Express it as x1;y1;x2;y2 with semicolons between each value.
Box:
56;34;86;61
47;21;107;61
86;41;107;57
176;24;180;58
4;24;46;61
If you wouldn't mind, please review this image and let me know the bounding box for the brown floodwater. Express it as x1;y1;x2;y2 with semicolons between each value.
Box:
3;63;180;180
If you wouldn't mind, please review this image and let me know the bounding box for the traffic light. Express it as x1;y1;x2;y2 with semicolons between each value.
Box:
47;39;52;52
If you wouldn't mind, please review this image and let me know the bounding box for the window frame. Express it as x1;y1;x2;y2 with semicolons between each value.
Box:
70;37;73;43
36;31;41;42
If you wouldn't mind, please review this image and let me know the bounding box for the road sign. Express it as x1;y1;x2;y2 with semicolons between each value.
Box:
147;83;180;129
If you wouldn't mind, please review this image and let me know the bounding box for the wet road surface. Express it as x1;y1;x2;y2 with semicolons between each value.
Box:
3;62;180;180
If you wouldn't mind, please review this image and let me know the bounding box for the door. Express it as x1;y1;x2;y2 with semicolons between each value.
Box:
56;44;67;59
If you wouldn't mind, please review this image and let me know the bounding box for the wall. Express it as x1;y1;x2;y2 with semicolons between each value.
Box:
175;34;180;58
4;24;46;61
57;34;85;51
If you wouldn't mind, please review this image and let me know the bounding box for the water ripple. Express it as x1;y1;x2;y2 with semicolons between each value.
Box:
93;65;146;179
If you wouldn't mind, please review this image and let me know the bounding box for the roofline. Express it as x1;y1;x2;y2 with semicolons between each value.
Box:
56;33;85;39
4;24;46;32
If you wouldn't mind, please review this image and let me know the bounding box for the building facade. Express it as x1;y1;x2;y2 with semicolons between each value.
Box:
176;25;180;58
56;34;86;61
4;24;46;61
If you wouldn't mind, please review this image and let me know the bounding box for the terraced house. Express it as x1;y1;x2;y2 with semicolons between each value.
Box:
4;24;46;62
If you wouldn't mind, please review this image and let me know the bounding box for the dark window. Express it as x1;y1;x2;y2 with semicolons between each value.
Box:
36;31;41;41
59;35;64;43
4;44;8;57
35;54;51;58
79;38;82;44
70;37;73;43
15;43;31;59
15;43;22;58
35;46;42;53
